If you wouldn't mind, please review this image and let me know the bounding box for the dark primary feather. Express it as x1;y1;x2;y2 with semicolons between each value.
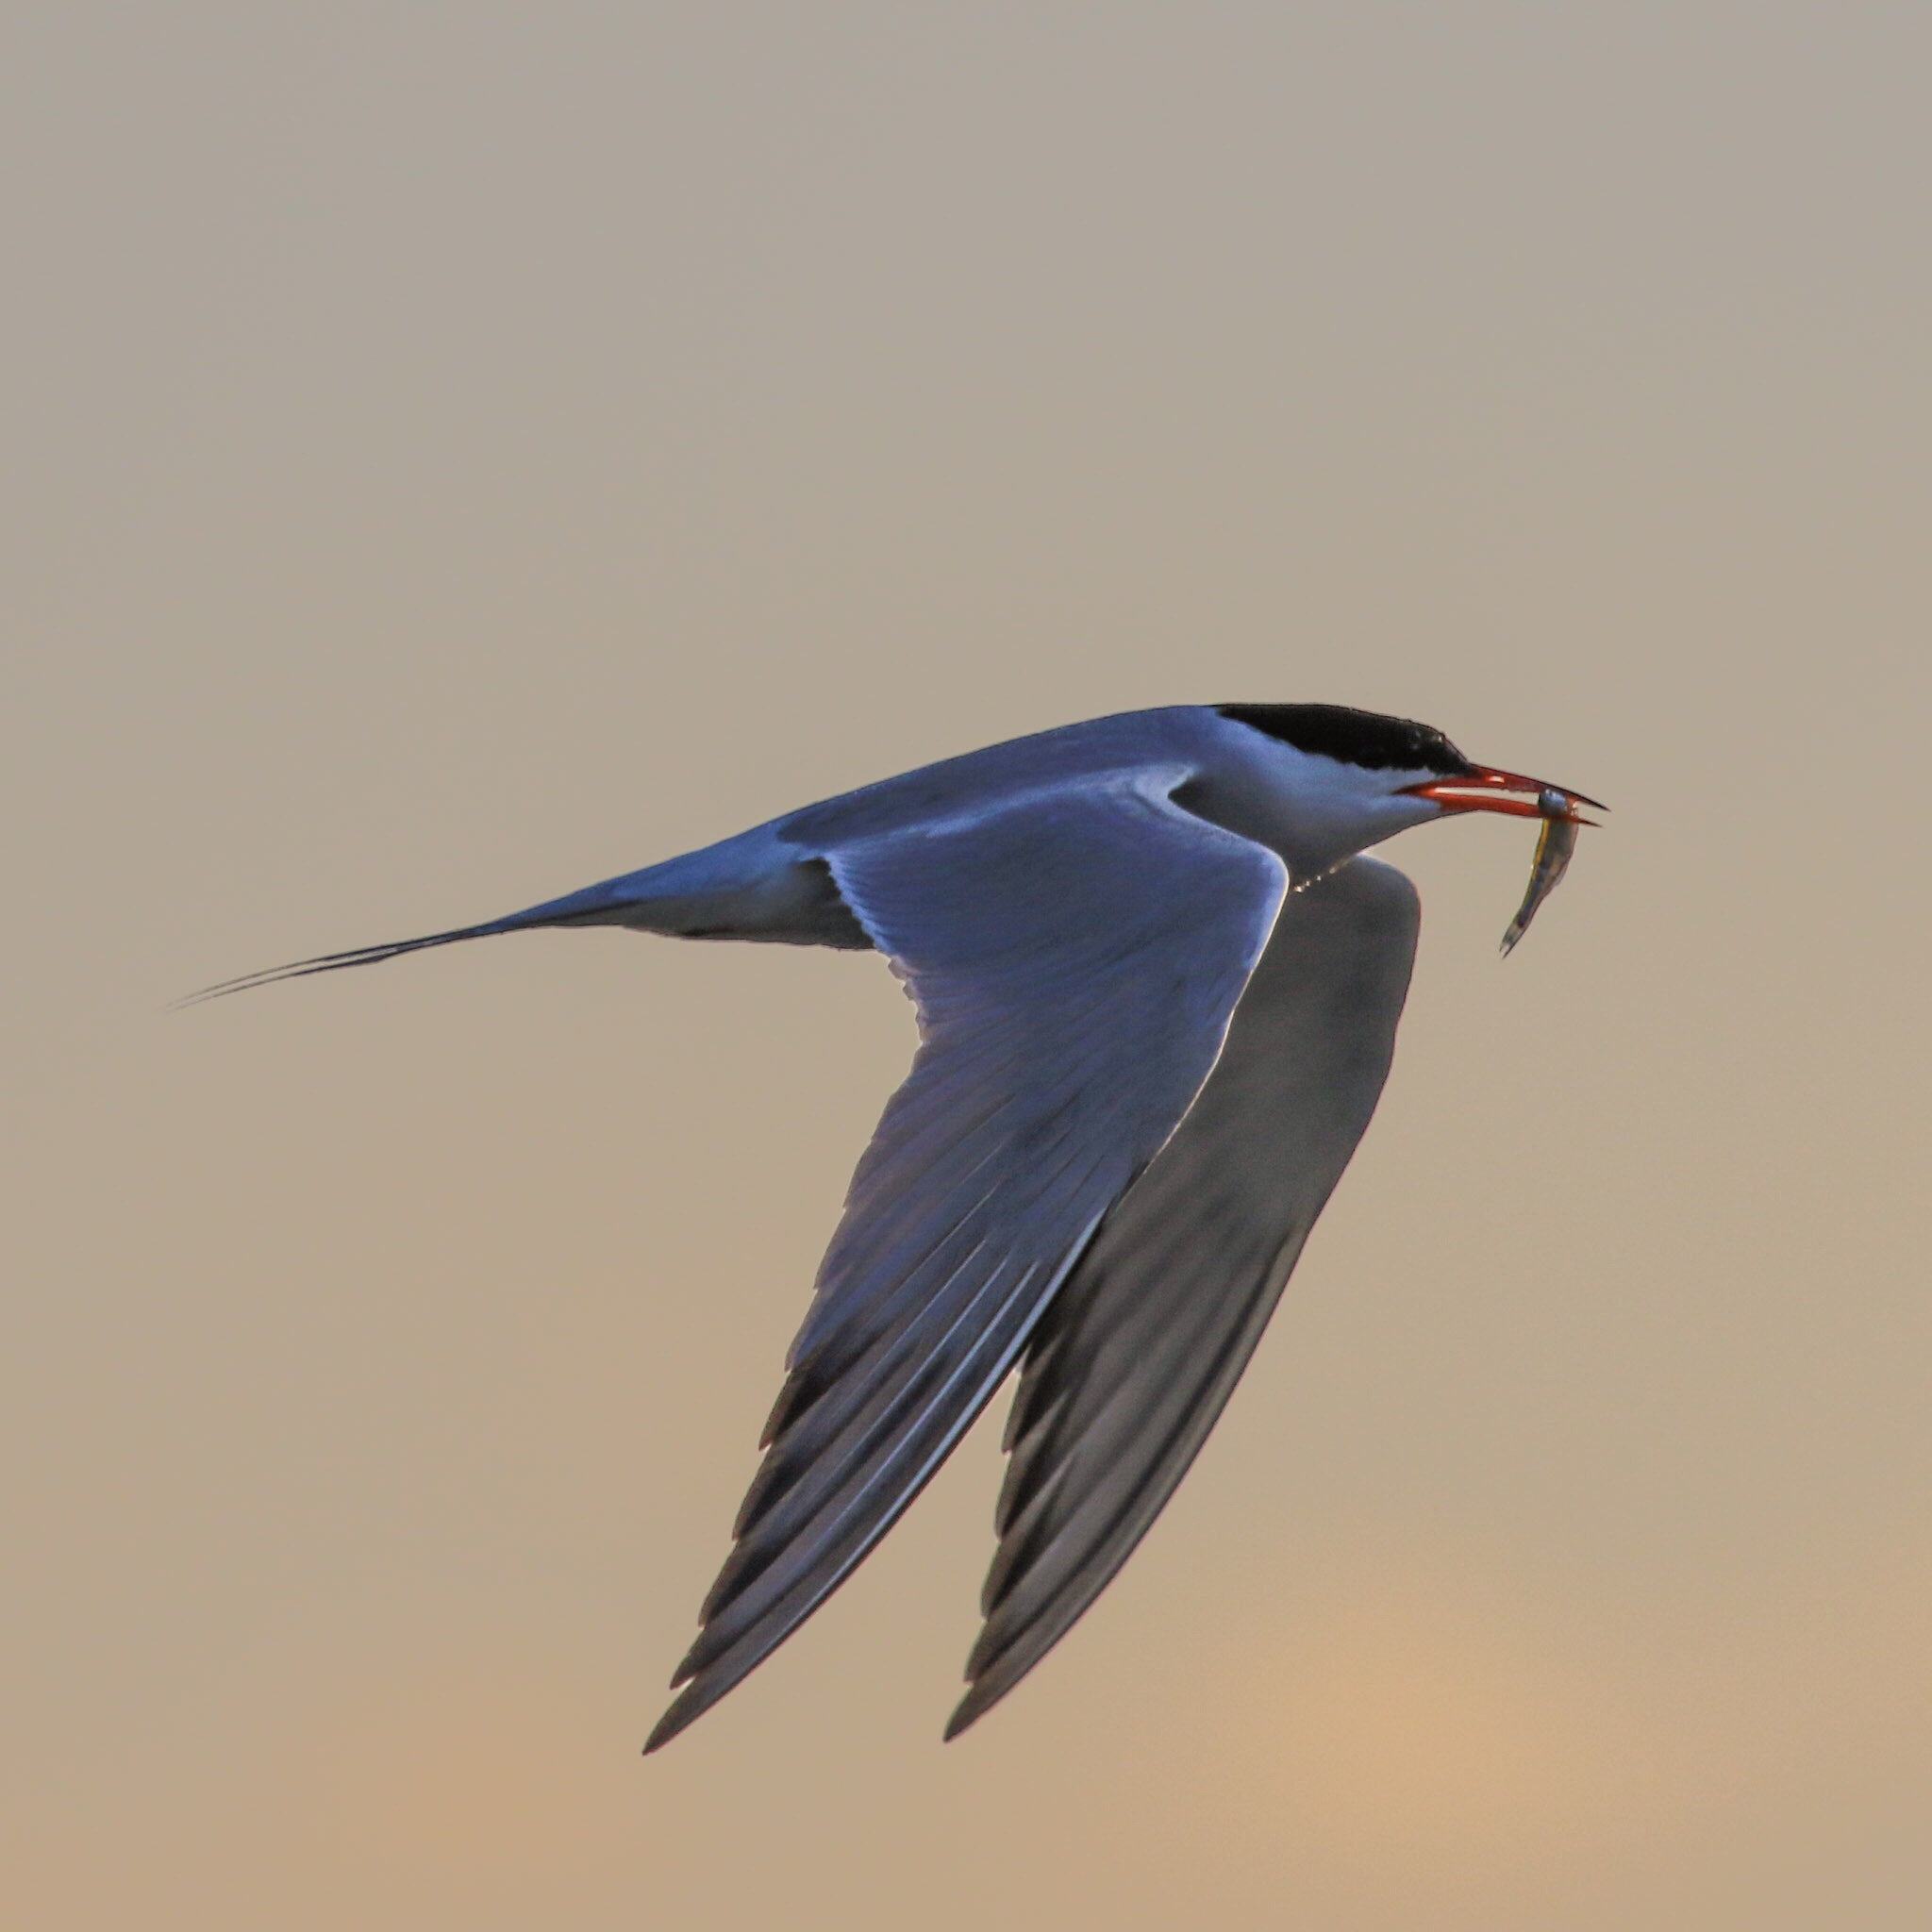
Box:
947;857;1421;1737
644;777;1287;1750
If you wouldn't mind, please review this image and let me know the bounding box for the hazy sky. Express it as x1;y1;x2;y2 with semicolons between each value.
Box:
5;6;1930;1928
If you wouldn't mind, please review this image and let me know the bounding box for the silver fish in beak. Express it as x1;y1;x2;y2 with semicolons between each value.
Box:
1500;787;1592;955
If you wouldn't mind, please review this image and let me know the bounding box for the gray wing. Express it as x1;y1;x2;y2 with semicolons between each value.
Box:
947;855;1420;1738
644;774;1288;1749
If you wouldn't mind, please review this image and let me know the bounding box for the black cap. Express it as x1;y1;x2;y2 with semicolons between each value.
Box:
1218;703;1475;775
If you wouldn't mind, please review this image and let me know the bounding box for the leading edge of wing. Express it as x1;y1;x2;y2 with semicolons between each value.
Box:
946;855;1422;1739
644;773;1290;1750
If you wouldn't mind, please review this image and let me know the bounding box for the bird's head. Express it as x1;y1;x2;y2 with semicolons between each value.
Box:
1214;703;1601;869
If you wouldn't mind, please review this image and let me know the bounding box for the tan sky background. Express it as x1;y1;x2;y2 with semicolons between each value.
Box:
4;5;1930;1927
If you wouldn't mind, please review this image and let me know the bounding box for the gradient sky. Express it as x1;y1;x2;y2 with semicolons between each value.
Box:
5;6;1930;1928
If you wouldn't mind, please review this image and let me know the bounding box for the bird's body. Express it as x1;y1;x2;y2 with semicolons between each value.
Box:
195;703;1598;1748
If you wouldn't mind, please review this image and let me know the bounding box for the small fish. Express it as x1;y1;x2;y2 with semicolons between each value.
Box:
1500;788;1581;956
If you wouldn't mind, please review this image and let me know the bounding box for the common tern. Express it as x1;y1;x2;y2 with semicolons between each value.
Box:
192;703;1601;1748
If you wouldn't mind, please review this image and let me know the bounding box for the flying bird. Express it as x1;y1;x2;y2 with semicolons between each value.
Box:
192;703;1601;1749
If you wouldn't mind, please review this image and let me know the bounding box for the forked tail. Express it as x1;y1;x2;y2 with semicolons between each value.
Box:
173;919;525;1007
175;825;873;1008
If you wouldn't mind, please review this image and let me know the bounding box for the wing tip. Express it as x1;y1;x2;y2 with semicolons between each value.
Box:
941;1695;984;1742
642;1678;714;1755
641;1712;685;1756
942;1671;1014;1741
